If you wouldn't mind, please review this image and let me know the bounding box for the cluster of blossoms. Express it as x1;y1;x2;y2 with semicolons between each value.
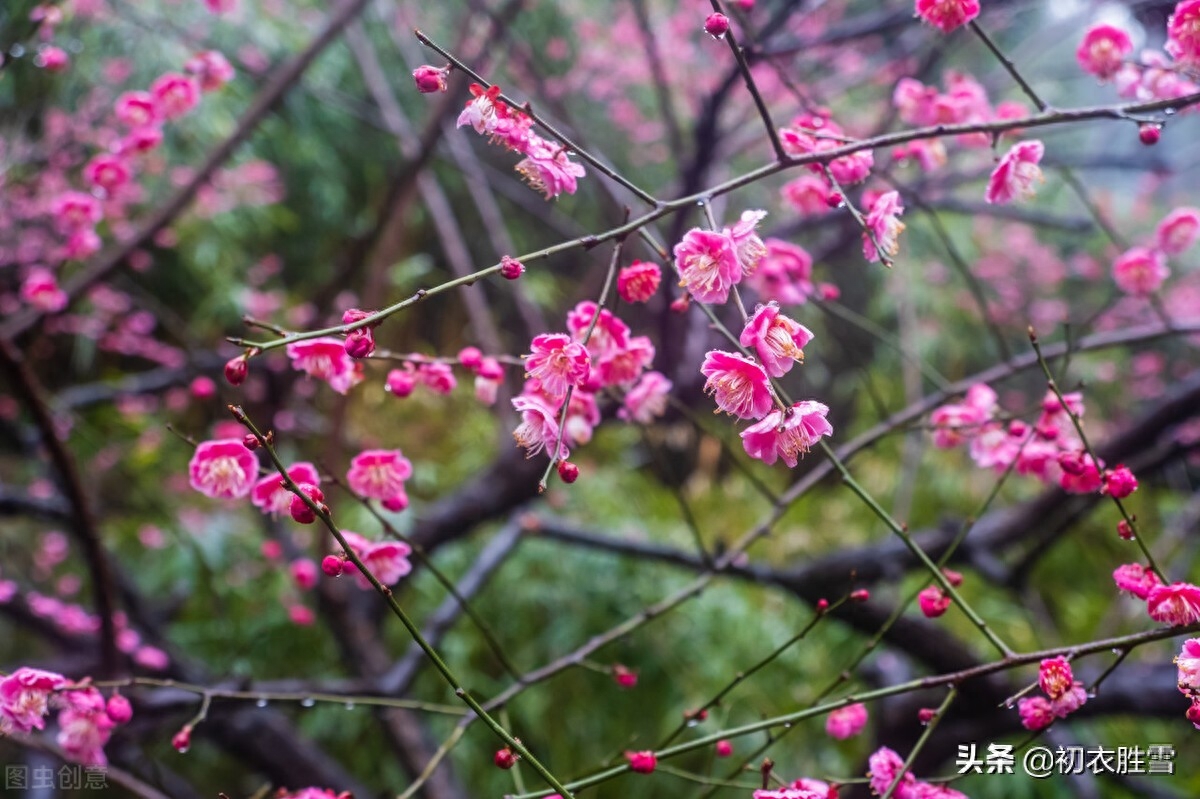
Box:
1110;207;1200;297
930;384;1138;497
187;440;414;588
914;0;980;33
778;111;875;191
449;82;586;199
511;295;671;468
1076;3;1200;103
12;43;233;316
674;210;832;465
1176;638;1200;728
866;745;970;798
1017;656;1088;731
1114;567;1200;628
1;668;133;765
824;702;868;740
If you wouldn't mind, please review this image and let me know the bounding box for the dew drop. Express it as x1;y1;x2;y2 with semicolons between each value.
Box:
1003;700;1014;709
255;697;268;708
9;44;25;58
686;718;699;728
1165;108;1178;116
300;697;316;708
1086;690;1097;699
1112;648;1122;655
344;701;356;710
176;744;190;754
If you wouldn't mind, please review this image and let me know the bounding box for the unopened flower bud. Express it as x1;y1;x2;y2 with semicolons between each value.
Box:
1139;124;1161;146
224;356;248;386
106;694;133;724
849;589;870;603
716;739;733;757
494;747;518;769
917;707;937;725
344;328;375;359
557;460;579;484
172;725;192;753
321;555;345;577
704;12;730;38
242;434;260;450
500;255;525;280
1117;520;1134;540
413;65;448;94
289;483;325;524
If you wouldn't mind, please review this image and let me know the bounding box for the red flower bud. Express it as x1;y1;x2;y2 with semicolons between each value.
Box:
557;460;579;484
412;65;448;94
172;725;192;753
224;356;248;386
1139;124;1161;146
289;483;325;524
500;255;525;280
321;555;345;577
715;739;733;757
849;589;870;603
494;748;519;769
242;434;260;450
626;750;657;774
704;12;730;38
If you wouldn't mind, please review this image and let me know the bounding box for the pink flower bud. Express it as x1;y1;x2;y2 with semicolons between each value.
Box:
190;376;217;399
386;368;417;397
344;328;375;359
106;694;133;724
289;483;325;524
1187;701;1200;726
500;255;525;280
626;750;657;774
1117;520;1134;540
816;598;829;613
458;346;484;371
1102;465;1138;499
917;707;937;725
612;663;638;688
942;568;963;587
291;558;319;590
412;65;448;94
557;461;579;484
849;589;870;603
261;540;283;561
321;555;344;577
242;434;260;450
494;748;518;769
172;725;192;753
825;191;844;208
37;46;70;72
918;585;951;618
715;739;733;757
669;295;690;313
1139;124;1161;146
224;357;248;386
704;13;730;38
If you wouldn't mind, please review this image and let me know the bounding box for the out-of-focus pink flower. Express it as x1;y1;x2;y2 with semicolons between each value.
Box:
291;559;319;590
340;531;412;589
1168;0;1200;64
746;239;815;305
1155;207;1200;255
346;450;412;510
868;747;915;797
626;750;657;774
1112;246;1169;296
51;192;102;234
524;333;590;399
1077;24;1134;80
115;91;159;128
1057;451;1103;494
188;439;258;499
1147;582;1200;626
617;261;662;304
1113;562;1162;600
618;371;673;424
286;337;364;395
1102;465;1138;498
417;361;456;395
20;268;68;313
863;191;906;262
739;303;814;378
985;140;1044;205
825;703;868;739
185;50;236;92
781;174;832;217
740;401;832;467
1176;638;1200;694
204;0;237;14
674;228;741;304
57;687;115;765
37;45;70;72
83;154;132;193
915;0;980;33
701;351;773;419
612;663;638;688
150;73;200;120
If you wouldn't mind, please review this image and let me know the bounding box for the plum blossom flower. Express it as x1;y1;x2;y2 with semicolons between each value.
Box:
150;72;200;120
250;462;320;516
457;83;502;134
701;351;774;419
781;175;833;217
1113;562;1162;600
1167;0;1200;64
674;228;741;304
83;154;132;194
189;439;258;499
57;687;115;765
1176;638;1200;695
0;667;66;733
412;65;448;94
1018;696;1055;731
915;0;980;33
825;703;868;739
918;585;951;617
739;303;814;378
512;394;569;459
1038;657;1073;700
185;50;236;91
1057;451;1103;494
1076;25;1134;80
115;91;158;128
868;747;916;797
745;239;815;305
625;750;657;774
728;210;768;274
340;531;412;589
417;362;457;395
617;261;662;304
1112;246;1169;296
51;192;102;234
515;136;586;199
929;384;996;448
1102;465;1138;498
1147;582;1200;626
740;401;833;467
20;268;68;313
286;337;364;395
524;333;590;399
346;450;413;511
985;140;1044;204
619;371;673;424
1155;207;1200;255
863;191;906;262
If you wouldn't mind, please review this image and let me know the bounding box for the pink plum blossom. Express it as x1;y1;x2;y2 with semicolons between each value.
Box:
1155;207;1200;255
1113;563;1162;600
1147;582;1200;626
515;136;586;199
1112;246;1169;296
825;703;868;739
740;401;833;466
150;73;200;120
674;228;741;304
0;667;66;733
524;333;591;399
286;337;364;395
346;449;413;511
915;0;980;33
746;239;815;305
618;371;673;424
1167;0;1200;64
617;261;662;304
701;351;774;419
1077;25;1134;80
250;462;320;516
863;191;905;262
339;531;412;590
188;439;258;499
985;141;1044;205
20;268;68;312
739;303;814;377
